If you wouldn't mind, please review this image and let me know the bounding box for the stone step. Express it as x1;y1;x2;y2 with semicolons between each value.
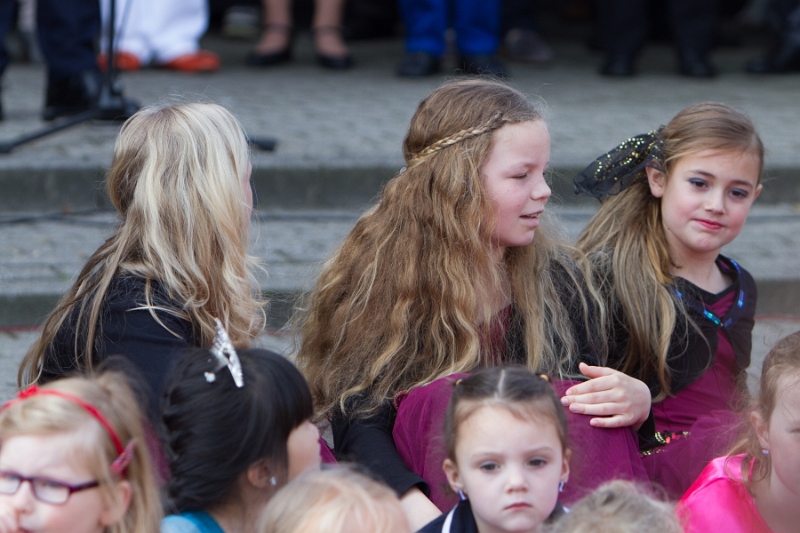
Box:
1;206;798;328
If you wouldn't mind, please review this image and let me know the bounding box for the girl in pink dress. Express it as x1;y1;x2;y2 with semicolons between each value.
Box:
679;330;800;533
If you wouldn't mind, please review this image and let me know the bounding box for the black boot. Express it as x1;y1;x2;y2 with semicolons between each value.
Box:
746;41;800;73
42;71;100;121
458;55;509;78
678;49;716;78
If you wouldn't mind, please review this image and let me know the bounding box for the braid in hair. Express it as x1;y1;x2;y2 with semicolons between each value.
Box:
408;111;507;169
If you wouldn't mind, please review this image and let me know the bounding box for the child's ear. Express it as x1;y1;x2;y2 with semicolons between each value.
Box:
246;458;275;489
561;448;571;483
646;166;666;198
443;458;464;494
750;410;770;451
754;183;763;200
100;480;132;527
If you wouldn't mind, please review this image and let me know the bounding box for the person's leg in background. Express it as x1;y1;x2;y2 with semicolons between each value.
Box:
396;0;447;76
501;0;553;63
0;0;16;120
37;0;101;120
147;0;219;71
596;0;648;76
669;0;718;77
747;0;800;72
453;0;507;76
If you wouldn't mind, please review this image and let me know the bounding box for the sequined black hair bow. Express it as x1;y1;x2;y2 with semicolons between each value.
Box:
573;129;665;200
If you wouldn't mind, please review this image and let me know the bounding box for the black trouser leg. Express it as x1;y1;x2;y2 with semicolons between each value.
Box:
669;0;717;57
597;0;648;57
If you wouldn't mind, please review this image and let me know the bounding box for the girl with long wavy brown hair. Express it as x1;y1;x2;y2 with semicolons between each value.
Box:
574;102;764;499
18;102;264;419
296;79;653;530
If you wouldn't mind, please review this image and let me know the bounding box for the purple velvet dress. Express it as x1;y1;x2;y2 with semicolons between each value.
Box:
391;274;751;508
641;290;743;498
390;306;648;510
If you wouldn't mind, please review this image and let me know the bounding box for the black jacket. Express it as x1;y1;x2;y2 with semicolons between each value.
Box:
41;276;197;420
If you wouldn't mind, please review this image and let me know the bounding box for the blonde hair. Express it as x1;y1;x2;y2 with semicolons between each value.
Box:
0;373;163;533
20;102;264;385
257;467;409;533
297;79;597;418
728;330;800;489
576;102;764;399
546;481;684;533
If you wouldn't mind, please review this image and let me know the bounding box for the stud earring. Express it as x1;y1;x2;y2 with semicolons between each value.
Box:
269;476;277;486
457;490;467;501
762;449;770;457
558;481;566;493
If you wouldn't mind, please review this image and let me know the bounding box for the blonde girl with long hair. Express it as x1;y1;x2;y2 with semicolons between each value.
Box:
18;102;264;419
0;372;162;533
296;79;653;530
573;102;764;498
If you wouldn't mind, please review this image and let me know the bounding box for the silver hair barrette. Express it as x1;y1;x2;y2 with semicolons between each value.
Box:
204;318;244;388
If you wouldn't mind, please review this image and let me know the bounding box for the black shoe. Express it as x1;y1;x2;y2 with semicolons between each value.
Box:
600;53;636;76
313;26;353;70
397;52;440;77
316;52;353;70
247;24;293;67
746;43;800;74
42;71;101;121
678;50;716;78
458;55;508;78
247;47;292;67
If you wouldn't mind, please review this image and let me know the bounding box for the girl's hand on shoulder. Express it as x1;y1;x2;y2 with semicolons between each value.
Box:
0;503;20;533
560;363;652;429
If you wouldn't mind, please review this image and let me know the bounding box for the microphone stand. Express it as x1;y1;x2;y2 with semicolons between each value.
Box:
0;0;276;154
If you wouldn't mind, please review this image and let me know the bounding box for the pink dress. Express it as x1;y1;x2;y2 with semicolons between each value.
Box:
679;455;773;533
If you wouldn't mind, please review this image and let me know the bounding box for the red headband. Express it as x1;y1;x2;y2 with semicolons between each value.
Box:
2;384;135;476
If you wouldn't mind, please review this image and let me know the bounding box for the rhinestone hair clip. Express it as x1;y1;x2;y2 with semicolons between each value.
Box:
204;318;244;388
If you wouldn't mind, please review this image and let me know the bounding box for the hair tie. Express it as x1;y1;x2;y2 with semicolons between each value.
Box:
573;129;665;200
2;385;133;476
538;374;551;383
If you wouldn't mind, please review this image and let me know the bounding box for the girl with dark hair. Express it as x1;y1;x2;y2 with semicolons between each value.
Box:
419;367;570;533
160;347;322;533
574;102;764;497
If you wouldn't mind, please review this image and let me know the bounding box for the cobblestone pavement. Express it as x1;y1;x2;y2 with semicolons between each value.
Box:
2;205;799;301
1;40;799;171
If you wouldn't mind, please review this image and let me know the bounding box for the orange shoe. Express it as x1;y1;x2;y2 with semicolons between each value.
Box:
98;51;142;71
160;50;220;72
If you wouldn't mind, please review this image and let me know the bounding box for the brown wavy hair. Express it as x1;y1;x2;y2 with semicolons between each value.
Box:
727;330;800;490
576;103;764;399
296;79;596;418
20;103;265;385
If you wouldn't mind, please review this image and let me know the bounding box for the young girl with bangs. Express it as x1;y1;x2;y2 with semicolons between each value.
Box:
573;102;764;498
297;79;653;530
419;367;570;533
160;343;322;533
0;372;162;533
679;330;800;533
19;102;264;420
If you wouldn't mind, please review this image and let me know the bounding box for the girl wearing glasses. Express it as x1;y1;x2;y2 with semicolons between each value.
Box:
0;372;161;533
